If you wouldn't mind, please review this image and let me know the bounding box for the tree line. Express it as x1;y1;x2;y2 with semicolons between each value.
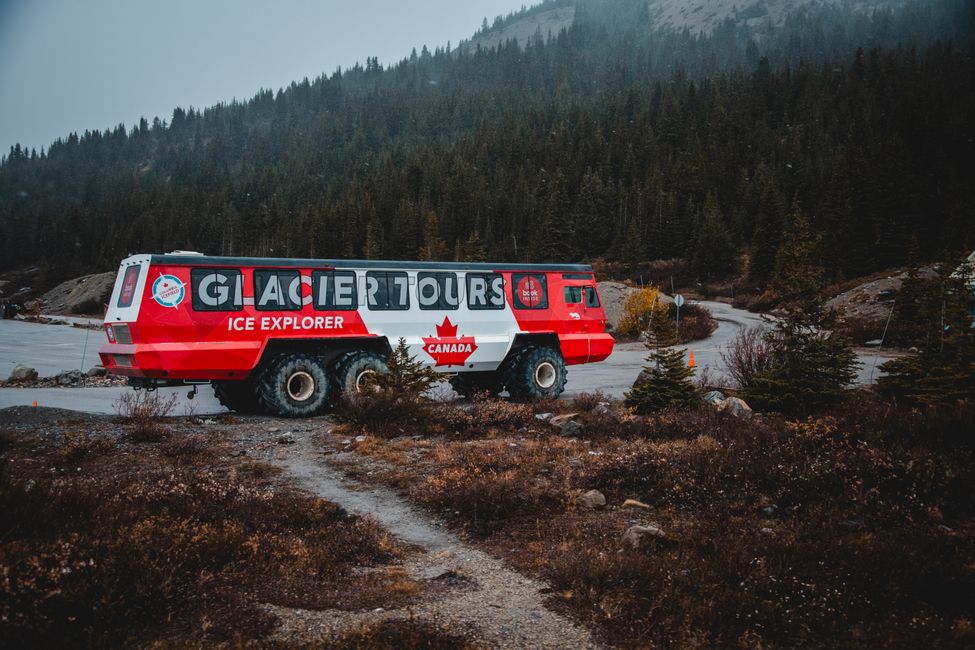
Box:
0;0;972;286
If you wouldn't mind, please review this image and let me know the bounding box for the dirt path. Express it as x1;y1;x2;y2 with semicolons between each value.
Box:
267;428;601;649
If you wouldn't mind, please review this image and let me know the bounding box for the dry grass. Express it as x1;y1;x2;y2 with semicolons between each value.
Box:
338;392;543;440
327;618;475;649
338;393;975;647
0;421;412;647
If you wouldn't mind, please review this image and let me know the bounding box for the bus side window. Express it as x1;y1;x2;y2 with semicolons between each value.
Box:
191;269;243;311
312;270;357;310
511;273;548;310
466;273;505;310
366;271;410;310
585;286;601;308
564;286;583;304
253;269;302;311
417;272;460;310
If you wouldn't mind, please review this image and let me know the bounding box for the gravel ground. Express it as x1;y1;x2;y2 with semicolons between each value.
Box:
261;426;601;649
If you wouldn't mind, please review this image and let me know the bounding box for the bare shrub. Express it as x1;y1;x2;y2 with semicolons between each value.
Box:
114;390;179;441
570;391;610;412
719;324;775;390
672;303;716;343
339;390;428;438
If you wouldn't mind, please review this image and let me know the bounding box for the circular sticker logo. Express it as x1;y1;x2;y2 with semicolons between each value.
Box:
516;276;543;307
152;275;185;308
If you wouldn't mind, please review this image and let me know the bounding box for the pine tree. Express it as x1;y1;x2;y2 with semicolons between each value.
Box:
373;337;443;396
747;164;784;288
625;297;700;414
419;211;449;261
879;254;975;405
463;230;487;262
744;200;858;413
692;193;736;280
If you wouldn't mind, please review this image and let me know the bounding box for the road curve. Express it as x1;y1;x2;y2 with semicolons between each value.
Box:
0;303;899;413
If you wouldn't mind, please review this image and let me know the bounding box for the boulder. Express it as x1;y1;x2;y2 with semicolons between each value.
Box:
535;412;554;422
39;271;115;315
575;489;606;511
56;370;84;386
595;281;636;331
550;412;583;436
8;364;38;383
87;366;108;377
277;432;295;445
592;402;619;421
717;396;752;420
549;413;579;428
621;524;666;550
703;390;726;405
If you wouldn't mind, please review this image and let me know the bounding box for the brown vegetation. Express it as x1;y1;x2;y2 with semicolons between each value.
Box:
333;392;975;647
0;417;413;647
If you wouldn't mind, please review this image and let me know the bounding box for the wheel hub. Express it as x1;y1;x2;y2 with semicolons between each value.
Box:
535;361;557;389
286;371;315;402
354;369;376;392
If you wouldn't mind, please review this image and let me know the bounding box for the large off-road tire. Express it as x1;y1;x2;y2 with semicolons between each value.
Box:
332;350;389;401
256;354;331;417
450;371;503;399
212;380;263;414
502;345;567;400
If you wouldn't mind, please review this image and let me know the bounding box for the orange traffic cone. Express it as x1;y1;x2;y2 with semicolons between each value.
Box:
687;351;697;368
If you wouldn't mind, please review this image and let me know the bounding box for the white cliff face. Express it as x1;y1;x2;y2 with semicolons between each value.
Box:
645;0;904;35
458;0;905;52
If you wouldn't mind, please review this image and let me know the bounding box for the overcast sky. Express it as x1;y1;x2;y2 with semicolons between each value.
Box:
0;0;530;153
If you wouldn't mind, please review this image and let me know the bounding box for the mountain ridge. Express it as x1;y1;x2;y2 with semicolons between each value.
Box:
0;0;971;287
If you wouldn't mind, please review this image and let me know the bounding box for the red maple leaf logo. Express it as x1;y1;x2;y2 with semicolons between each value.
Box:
422;316;478;367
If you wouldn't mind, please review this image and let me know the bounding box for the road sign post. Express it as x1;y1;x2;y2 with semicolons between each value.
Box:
674;293;685;337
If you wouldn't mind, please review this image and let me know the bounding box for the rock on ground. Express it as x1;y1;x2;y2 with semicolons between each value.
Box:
621;524;666;550
549;412;583;436
703;390;726;405
8;364;37;383
40;271;115;315
596;281;636;332
718;396;753;420
622;498;651;510
825;266;936;322
575;489;606;511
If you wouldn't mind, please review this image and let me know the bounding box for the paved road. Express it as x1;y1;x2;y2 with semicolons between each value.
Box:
0;303;900;413
0;319;103;377
564;300;765;397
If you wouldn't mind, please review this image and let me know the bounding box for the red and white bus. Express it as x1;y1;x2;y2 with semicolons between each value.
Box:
100;253;614;416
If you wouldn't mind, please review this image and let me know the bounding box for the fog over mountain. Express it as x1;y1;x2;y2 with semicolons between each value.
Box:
1;0;972;287
0;0;529;152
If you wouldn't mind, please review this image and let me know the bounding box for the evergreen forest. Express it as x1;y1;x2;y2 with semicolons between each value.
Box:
1;0;972;285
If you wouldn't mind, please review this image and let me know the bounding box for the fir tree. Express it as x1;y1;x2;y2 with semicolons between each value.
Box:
692;193;737;280
744;200;858;413
878;254;975;405
419;211;449;261
463;230;487;262
373;337;443;396
625;297;701;414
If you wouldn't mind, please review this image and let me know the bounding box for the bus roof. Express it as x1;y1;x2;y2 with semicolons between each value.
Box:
148;254;593;274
